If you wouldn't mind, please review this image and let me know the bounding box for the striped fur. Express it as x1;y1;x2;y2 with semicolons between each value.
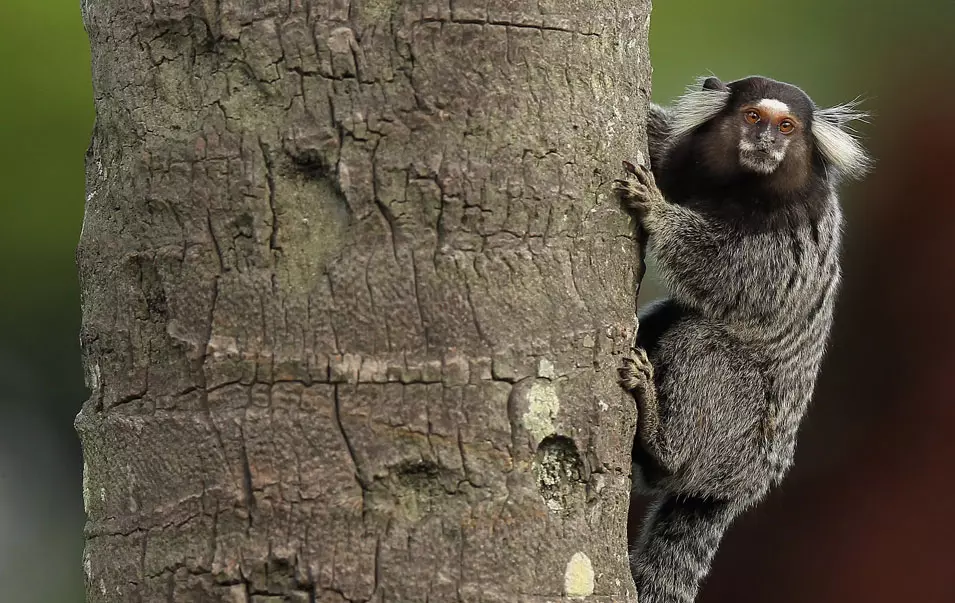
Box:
619;75;869;603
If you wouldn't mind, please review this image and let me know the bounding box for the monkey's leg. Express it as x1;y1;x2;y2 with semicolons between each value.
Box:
619;348;673;472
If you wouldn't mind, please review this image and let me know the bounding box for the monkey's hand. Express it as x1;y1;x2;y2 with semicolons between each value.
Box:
618;346;654;395
613;162;665;230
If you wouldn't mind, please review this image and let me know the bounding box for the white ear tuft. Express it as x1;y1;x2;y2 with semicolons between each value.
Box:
669;76;732;140
812;100;873;179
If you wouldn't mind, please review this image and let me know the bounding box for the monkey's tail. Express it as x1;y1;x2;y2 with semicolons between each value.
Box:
630;494;735;603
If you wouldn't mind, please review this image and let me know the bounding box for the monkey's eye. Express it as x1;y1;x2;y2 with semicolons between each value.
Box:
744;110;760;124
779;120;795;134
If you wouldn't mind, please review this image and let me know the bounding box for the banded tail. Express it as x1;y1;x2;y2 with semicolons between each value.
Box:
630;495;736;603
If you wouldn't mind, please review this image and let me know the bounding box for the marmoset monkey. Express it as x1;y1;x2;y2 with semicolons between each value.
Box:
615;75;871;603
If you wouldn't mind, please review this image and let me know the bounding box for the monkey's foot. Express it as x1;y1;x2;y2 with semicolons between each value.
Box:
613;163;664;216
618;347;654;393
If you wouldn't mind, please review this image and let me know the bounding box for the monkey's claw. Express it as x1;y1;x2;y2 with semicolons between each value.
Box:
618;347;654;393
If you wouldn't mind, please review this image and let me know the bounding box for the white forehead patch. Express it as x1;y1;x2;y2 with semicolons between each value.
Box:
757;98;790;113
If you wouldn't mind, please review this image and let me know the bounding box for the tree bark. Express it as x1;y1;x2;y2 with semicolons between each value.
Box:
76;1;650;601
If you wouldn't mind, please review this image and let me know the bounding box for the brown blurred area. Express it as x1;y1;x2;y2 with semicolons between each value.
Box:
631;50;955;603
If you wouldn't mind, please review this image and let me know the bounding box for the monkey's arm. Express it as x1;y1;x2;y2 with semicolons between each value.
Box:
647;202;730;311
647;103;673;176
614;166;730;312
615;164;808;320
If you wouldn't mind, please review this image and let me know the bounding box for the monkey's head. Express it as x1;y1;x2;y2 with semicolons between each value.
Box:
719;77;814;175
668;75;871;185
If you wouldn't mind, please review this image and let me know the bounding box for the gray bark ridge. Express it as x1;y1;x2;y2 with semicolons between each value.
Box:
77;1;651;601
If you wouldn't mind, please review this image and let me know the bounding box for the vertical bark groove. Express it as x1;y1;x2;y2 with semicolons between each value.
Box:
77;1;652;601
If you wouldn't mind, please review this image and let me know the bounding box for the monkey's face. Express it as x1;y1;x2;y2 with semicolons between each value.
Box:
736;99;801;174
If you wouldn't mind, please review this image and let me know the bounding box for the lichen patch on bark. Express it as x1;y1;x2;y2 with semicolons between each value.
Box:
564;551;596;597
523;380;560;443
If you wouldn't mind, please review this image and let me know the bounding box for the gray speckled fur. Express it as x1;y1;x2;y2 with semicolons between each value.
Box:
615;75;870;603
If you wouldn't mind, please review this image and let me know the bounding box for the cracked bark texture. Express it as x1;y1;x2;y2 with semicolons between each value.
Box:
76;1;651;601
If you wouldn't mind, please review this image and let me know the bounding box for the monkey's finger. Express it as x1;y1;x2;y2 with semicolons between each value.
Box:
619;377;642;393
613;178;645;192
632;164;656;188
621;202;651;215
623;183;652;201
622;160;638;175
612;180;640;198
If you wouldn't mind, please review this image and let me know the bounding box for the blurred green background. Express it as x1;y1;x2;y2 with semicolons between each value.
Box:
1;0;93;601
0;0;952;601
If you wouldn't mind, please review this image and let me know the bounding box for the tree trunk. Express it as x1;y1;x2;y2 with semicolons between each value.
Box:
76;1;650;601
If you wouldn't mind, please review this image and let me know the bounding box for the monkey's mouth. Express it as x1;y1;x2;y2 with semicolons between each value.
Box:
739;146;783;175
